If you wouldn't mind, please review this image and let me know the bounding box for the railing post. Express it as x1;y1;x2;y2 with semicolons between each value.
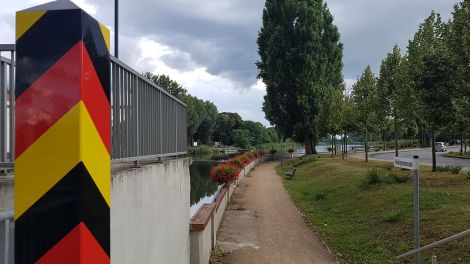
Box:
4;219;10;264
413;155;420;264
431;254;437;264
15;1;110;263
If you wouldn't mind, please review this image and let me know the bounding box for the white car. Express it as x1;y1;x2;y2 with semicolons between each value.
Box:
434;142;447;152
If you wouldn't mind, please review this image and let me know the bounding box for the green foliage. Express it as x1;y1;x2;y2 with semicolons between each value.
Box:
350;66;381;161
383;210;401;223
389;173;410;183
213;112;242;145
232;129;252;149
367;169;382;185
450;165;463;174
188;145;219;159
257;0;343;154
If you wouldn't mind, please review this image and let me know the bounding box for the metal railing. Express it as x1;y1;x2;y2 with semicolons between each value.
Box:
0;210;14;264
0;45;15;173
396;229;470;263
110;56;187;163
0;45;187;170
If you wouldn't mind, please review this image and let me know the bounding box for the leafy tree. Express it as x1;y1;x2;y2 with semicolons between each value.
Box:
241;120;272;146
144;73;187;100
194;100;218;144
377;45;418;156
407;12;456;171
213;112;243;145
447;0;470;153
233;129;253;149
350;66;380;162
257;0;343;154
325;89;345;156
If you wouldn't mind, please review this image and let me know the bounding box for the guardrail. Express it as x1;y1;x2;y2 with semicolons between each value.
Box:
0;210;14;264
396;229;470;263
110;56;187;163
0;45;187;171
0;45;15;174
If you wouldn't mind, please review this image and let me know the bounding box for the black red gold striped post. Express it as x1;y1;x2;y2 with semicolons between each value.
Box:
14;1;110;263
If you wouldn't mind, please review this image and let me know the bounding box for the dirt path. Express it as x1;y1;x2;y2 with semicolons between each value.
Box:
217;161;338;264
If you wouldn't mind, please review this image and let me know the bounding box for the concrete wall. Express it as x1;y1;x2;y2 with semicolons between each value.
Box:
111;158;191;264
190;217;213;264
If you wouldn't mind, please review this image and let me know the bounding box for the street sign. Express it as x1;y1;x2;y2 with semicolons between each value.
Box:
394;157;417;170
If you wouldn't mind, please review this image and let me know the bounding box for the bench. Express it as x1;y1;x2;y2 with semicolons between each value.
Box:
285;166;297;180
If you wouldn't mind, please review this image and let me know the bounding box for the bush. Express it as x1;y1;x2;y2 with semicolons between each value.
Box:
466;171;470;180
367;169;382;185
189;145;218;156
383;210;401;222
437;165;450;172
314;190;329;201
449;165;462;174
390;173;410;183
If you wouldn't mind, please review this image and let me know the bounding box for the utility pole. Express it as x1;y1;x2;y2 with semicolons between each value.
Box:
115;0;119;58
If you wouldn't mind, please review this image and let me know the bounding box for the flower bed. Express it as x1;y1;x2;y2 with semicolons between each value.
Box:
209;151;264;184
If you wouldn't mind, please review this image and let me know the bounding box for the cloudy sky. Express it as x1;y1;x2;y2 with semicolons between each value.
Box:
0;0;460;126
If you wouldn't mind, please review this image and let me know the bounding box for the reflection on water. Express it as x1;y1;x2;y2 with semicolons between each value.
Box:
0;178;14;212
190;160;219;206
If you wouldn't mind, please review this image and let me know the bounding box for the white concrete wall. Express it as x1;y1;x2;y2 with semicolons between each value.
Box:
190;217;213;264
214;192;227;234
111;158;191;264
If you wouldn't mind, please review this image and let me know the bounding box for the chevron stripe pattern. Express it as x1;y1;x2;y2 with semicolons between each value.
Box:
15;2;110;263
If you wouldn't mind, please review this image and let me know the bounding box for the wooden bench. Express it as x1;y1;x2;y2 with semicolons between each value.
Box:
285;166;297;180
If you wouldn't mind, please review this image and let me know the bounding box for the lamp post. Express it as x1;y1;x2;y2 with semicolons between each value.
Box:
115;0;118;57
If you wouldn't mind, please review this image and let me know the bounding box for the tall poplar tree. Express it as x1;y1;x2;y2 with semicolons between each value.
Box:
257;0;344;154
408;12;456;171
350;66;380;162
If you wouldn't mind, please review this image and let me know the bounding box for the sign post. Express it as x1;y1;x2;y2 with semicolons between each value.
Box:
394;155;420;264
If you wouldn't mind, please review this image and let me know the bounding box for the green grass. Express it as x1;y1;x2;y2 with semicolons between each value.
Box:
277;155;470;263
443;151;470;159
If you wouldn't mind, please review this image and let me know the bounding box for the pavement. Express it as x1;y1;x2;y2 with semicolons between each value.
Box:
217;161;338;264
351;146;470;170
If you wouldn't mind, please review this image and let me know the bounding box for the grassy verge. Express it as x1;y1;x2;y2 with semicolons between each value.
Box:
277;155;470;263
443;151;470;159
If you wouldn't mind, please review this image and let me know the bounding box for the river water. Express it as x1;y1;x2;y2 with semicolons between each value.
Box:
189;160;221;217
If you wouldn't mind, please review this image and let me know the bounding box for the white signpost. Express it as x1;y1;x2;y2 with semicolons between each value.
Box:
395;156;420;264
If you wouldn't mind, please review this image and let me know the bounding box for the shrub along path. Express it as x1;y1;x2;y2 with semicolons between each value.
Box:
217;161;338;264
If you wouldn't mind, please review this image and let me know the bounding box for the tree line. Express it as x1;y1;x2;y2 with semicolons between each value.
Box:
258;0;468;172
347;1;469;171
144;73;278;149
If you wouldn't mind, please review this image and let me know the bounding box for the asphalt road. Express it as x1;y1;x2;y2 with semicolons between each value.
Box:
368;146;470;169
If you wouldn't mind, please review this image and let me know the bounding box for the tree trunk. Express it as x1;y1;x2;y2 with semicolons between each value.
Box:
331;134;334;156
431;129;436;172
310;136;317;154
394;117;398;157
460;136;463;153
334;135;337;156
341;133;345;160
305;135;312;155
345;132;348;156
365;133;369;162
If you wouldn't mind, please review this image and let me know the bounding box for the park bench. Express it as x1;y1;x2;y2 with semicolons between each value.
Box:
285;166;297;180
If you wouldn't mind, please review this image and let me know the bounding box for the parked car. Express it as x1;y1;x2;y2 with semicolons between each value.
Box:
434;142;447;152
